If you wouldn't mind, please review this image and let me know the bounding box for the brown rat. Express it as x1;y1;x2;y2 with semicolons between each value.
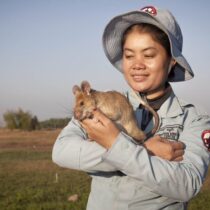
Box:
72;81;159;142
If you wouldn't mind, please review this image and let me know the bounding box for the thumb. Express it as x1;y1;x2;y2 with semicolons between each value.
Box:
92;110;110;125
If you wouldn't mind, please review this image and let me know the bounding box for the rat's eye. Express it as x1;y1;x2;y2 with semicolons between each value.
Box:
80;101;84;106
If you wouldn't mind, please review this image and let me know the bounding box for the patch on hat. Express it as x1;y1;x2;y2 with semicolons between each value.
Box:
141;6;157;16
201;130;210;151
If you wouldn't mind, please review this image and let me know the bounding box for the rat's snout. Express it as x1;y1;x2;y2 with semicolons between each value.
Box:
74;109;82;120
73;108;94;121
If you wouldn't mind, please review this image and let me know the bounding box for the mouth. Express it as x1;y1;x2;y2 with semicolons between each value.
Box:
131;74;148;82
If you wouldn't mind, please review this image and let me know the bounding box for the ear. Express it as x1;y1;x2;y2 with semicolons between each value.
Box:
72;85;81;95
81;81;91;95
171;59;176;66
168;59;177;73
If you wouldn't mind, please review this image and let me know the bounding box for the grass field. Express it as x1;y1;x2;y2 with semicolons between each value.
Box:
0;129;209;210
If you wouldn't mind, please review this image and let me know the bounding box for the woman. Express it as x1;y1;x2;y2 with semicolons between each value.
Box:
52;5;210;210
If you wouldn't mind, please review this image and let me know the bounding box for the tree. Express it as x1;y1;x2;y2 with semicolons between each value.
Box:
3;110;18;129
3;109;40;131
39;117;70;129
30;116;40;130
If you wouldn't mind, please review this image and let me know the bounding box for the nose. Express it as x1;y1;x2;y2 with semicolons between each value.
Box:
74;110;81;120
132;57;146;70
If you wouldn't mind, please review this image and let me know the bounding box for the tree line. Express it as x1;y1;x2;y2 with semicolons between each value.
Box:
3;109;71;131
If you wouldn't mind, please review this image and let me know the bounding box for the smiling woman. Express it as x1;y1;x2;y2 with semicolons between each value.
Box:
52;5;210;210
122;24;172;98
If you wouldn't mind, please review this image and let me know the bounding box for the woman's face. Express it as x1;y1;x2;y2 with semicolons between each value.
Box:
122;30;171;98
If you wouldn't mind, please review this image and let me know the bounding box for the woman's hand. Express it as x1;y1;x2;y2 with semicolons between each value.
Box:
144;135;185;161
81;110;120;149
81;110;185;161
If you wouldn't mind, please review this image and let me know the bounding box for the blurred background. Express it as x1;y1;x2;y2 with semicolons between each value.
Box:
1;0;210;126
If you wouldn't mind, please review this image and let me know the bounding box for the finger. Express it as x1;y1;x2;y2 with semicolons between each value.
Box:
81;118;93;126
173;149;184;158
80;120;98;141
92;110;110;125
173;156;183;162
171;141;185;150
92;117;100;123
82;120;101;131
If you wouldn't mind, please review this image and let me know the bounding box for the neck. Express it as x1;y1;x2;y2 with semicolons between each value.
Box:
143;83;169;100
139;83;172;111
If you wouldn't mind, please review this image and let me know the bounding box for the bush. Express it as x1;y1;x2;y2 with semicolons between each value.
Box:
3;109;40;131
3;108;71;130
39;118;71;129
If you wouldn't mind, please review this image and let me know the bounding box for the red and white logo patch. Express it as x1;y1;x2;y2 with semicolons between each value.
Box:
201;130;210;151
141;6;157;16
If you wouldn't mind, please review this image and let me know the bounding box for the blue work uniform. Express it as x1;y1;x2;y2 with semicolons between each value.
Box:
52;88;210;210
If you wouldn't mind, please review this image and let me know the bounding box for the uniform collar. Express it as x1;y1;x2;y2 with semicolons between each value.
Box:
127;87;184;118
157;90;184;118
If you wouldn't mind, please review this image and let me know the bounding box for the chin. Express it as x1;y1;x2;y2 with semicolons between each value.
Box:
130;83;147;93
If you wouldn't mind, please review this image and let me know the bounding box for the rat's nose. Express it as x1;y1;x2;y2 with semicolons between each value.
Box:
74;110;81;120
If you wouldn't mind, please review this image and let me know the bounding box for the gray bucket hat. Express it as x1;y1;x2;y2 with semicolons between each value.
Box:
103;6;194;82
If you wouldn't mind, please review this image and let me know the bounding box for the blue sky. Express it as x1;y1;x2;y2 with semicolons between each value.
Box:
0;0;210;126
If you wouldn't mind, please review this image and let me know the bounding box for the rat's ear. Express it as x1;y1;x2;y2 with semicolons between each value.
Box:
72;85;81;95
81;81;91;95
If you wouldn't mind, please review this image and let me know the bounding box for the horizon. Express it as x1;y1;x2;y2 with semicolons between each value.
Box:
1;0;210;126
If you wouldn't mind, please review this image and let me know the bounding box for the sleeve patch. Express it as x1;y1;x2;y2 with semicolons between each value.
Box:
201;130;210;151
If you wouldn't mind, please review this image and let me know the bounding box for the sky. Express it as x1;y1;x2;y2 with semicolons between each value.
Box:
0;0;210;126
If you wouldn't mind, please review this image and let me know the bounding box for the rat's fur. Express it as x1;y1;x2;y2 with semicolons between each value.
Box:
72;81;159;142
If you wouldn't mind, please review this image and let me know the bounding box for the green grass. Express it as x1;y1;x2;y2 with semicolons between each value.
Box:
0;152;91;210
188;190;210;210
0;130;91;210
0;129;209;210
0;150;50;161
0;170;90;210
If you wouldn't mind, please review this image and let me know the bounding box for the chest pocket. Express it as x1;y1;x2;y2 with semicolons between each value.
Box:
135;109;185;141
156;118;184;141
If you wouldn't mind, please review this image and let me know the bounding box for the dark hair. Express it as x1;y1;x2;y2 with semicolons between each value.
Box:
122;23;171;57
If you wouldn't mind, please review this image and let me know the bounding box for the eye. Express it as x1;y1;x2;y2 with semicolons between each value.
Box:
144;55;153;58
80;101;84;106
124;54;134;59
126;55;133;59
144;53;155;58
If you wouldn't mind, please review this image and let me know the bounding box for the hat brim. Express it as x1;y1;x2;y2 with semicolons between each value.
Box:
103;11;194;82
